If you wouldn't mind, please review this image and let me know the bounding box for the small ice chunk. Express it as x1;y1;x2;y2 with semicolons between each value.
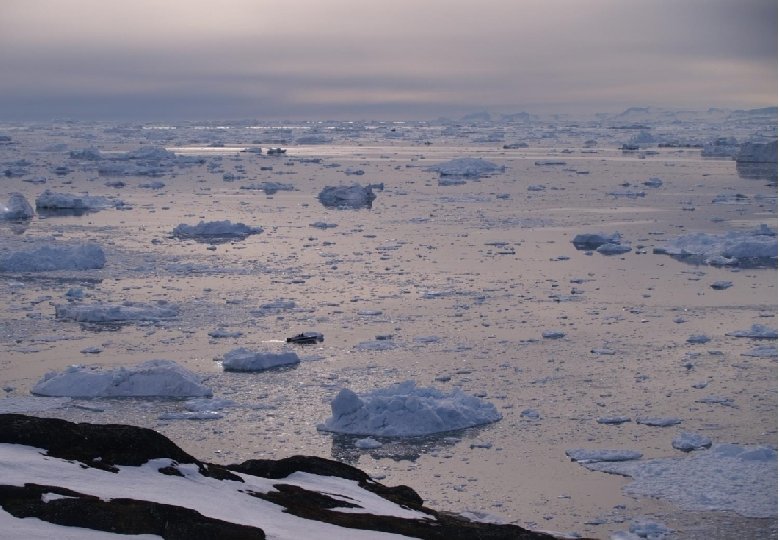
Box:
710;280;733;290
173;220;262;240
686;334;711;344
741;345;777;358
542;330;566;339
158;411;223;421
597;243;632;255
598;416;632;425
427;157;505;177
222;348;300;372
208;328;243;338
636;417;682;427
355;437;383;449
35;189;118;211
318;184;377;209
672;432;713;452
566;448;643;463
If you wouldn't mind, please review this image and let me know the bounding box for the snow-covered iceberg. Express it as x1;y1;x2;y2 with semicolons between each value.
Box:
173;220;262;241
0;243;105;272
318;381;501;437
653;226;777;267
31;360;212;398
221;348;300;372
55;301;179;323
426;158;505;178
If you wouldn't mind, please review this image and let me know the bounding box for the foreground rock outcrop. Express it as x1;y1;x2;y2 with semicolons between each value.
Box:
0;414;562;540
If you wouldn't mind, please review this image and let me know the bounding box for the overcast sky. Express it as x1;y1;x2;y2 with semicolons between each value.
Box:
0;0;776;121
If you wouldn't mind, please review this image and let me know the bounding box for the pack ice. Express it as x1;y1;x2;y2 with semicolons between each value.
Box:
318;381;502;437
0;243;105;272
31;360;212;398
583;444;777;518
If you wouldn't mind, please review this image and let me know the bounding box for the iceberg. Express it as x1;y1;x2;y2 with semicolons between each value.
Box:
55;301;178;323
318;184;377;209
173;220;262;241
0;243;105;272
221;348;300;372
426;158;505;178
572;232;622;250
1;193;34;220
35;189;119;211
31;359;212;398
318;381;501;437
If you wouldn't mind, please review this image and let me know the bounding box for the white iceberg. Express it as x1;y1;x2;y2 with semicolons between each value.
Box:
318;381;501;437
0;243;105;272
672;432;713;452
427;158;504;178
1;193;34;220
55;301;178;323
31;359;212;398
221;348;300;372
173;220;262;240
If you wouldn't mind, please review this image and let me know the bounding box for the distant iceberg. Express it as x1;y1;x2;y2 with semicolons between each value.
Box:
427;158;505;178
654;226;777;267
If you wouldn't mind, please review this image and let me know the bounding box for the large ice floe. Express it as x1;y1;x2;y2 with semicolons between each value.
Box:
426;157;505;178
172;220;262;241
0;193;34;220
317;381;502;437
653;225;777;267
318;184;377;209
31;360;212;398
221;348;300;372
0;243;105;272
55;301;179;323
579;444;777;518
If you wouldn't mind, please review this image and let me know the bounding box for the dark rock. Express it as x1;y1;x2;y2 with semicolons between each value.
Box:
0;483;265;540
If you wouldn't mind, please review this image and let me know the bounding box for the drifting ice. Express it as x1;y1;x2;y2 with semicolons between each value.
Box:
427;158;505;177
0;243;105;272
318;380;501;437
173;220;262;240
1;193;34;220
55;301;179;323
654;227;777;266
221;348;300;372
31;359;212;398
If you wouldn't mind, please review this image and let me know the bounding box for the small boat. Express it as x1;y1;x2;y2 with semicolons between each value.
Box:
267;147;287;155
